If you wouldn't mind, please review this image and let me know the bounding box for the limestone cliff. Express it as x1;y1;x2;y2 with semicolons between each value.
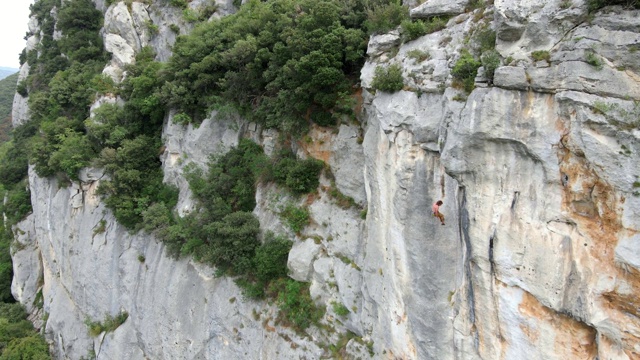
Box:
10;0;640;359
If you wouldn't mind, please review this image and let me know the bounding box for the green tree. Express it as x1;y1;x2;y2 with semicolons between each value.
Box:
201;211;261;274
254;234;292;281
0;304;50;359
162;0;368;131
47;129;95;179
0;336;50;360
0;73;18;143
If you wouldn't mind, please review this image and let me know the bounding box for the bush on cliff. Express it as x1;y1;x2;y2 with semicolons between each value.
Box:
451;50;481;93
371;64;404;92
364;0;407;34
161;0;369;131
0;303;50;359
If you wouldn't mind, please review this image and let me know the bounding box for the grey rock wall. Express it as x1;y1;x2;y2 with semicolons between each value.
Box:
10;0;640;359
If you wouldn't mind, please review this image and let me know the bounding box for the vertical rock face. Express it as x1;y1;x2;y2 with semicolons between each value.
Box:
10;1;640;359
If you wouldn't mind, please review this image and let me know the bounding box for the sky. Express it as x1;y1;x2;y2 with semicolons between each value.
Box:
0;0;35;69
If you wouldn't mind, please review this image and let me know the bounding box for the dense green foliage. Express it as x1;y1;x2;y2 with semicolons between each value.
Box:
153;140;320;275
371;64;404;92
0;73;18;143
142;140;324;329
1;335;50;360
6;0;176;230
0;230;13;305
272;150;324;195
254;234;292;281
8;0;109;185
363;0;407;34
0;124;36;228
0;304;50;359
161;0;369;132
97;135;177;229
151;140;264;269
400;16;448;42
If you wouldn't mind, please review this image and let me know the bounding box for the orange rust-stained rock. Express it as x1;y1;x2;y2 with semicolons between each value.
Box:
556;128;640;355
518;291;597;359
298;124;333;163
602;287;640;318
519;322;540;343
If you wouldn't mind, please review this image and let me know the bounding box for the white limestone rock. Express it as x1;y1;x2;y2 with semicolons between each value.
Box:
104;2;142;53
146;3;183;61
26;35;39;52
309;257;334;302
21;166;323;359
11;63;30;127
11;0;640;359
104;34;136;68
528;61;640;98
102;63;124;83
410;0;468;18
361;93;464;359
28;15;38;34
78;167;106;182
130;2;152;48
253;183;290;236
492;66;529;90
287;239;323;282
329;125;366;205
369;90;447;149
494;0;587;58
10;215;41;315
366;31;401;58
615;234;640;271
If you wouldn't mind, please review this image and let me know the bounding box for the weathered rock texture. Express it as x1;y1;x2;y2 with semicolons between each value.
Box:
11;0;640;359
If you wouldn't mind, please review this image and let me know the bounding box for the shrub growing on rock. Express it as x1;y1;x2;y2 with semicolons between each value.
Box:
364;0;408;34
254;233;292;281
531;50;550;63
280;204;310;233
451;50;481;93
481;50;501;84
272;151;324;195
371;64;404;92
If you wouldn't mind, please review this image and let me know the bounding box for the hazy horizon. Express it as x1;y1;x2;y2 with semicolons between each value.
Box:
0;1;35;69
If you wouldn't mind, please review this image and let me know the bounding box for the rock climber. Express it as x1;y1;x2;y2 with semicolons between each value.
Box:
432;200;445;225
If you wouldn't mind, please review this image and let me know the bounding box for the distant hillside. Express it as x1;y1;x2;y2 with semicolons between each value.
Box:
0;68;19;81
0;72;18;143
